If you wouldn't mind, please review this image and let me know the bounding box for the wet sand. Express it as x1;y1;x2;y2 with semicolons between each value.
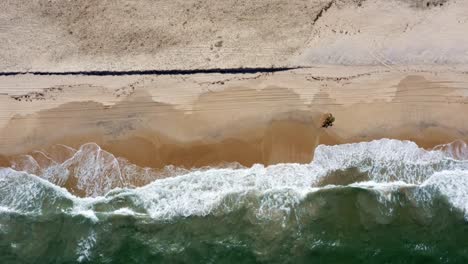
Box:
2;0;468;169
1;65;468;169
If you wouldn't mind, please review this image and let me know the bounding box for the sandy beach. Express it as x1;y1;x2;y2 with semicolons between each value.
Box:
1;65;468;168
2;0;468;167
3;0;468;262
2;0;468;169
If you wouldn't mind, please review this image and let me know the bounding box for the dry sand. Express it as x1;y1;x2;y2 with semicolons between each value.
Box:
1;0;467;71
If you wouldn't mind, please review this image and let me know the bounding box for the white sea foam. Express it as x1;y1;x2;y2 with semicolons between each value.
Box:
1;139;468;221
349;181;416;190
76;231;97;263
312;139;457;183
0;168;75;215
112;207;138;216
421;170;468;219
433;140;468;160
9;143;187;197
71;209;99;223
0;206;18;214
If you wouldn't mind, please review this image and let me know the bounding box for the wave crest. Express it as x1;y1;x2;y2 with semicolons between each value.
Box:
1;139;468;221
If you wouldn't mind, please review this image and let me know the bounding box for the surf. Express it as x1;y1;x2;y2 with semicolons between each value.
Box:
1;139;468;263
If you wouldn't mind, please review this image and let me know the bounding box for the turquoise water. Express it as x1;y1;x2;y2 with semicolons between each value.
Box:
1;139;468;263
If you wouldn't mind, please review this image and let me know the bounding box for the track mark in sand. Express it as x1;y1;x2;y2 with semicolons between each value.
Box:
196;73;265;86
114;86;135;98
293;0;336;59
312;0;336;25
10;87;64;102
113;76;156;98
305;71;385;82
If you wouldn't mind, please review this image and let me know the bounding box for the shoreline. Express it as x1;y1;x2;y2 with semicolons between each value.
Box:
1;65;468;168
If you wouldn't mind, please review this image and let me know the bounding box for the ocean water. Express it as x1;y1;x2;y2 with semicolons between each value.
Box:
1;139;468;263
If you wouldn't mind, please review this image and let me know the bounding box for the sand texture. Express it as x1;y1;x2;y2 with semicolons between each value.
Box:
1;0;468;168
1;66;468;168
1;0;467;71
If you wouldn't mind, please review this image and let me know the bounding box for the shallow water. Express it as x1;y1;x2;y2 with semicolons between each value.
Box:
1;139;468;263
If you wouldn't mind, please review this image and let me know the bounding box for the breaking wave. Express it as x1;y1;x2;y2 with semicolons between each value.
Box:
1;138;468;263
1;139;468;220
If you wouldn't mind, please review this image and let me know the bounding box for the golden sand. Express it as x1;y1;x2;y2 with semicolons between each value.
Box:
1;66;467;169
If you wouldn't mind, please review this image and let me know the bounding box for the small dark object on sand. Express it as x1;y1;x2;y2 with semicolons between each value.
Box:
321;113;335;128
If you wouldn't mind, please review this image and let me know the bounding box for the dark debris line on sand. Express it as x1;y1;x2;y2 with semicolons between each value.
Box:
0;67;306;77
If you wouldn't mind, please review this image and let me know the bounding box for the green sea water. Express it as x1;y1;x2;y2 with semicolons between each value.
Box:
1;186;468;263
1;139;468;263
